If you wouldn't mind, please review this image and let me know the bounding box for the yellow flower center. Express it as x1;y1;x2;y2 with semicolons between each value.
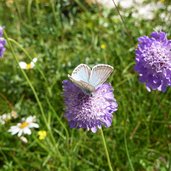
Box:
26;63;32;69
19;122;29;129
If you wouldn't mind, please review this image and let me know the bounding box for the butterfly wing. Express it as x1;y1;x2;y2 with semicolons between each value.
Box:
89;64;113;87
32;58;38;63
68;75;95;94
19;61;27;69
68;64;95;93
71;64;91;82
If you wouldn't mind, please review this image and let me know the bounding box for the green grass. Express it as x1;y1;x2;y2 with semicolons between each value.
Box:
0;0;171;170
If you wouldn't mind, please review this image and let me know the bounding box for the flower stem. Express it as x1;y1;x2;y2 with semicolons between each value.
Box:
124;129;135;171
4;31;45;121
111;0;134;44
3;31;62;159
100;129;113;171
8;38;47;82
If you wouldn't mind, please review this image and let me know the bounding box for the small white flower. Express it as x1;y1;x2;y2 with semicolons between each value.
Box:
97;0;116;9
86;0;117;9
0;111;18;125
19;58;38;70
119;0;134;9
132;2;164;20
0;113;12;125
8;116;39;137
0;117;5;125
11;110;18;119
154;26;165;32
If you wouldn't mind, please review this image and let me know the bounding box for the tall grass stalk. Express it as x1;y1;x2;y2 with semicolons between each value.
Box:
8;38;70;141
3;31;63;161
112;0;134;44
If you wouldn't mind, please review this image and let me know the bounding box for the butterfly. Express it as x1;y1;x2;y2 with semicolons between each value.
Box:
68;64;113;94
19;58;37;70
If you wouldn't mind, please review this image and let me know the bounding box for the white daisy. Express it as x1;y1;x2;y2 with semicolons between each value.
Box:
8;116;39;137
19;58;38;70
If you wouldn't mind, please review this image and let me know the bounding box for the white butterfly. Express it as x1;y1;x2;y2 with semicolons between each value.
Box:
68;64;113;94
19;58;38;70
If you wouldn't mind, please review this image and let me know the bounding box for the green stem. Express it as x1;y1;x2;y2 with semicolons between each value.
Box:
124;119;135;171
112;0;134;44
46;97;69;140
4;31;62;158
27;0;33;23
100;129;113;171
8;38;47;82
4;31;45;120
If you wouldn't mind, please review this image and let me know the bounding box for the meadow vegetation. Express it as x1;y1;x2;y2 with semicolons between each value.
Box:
0;0;171;170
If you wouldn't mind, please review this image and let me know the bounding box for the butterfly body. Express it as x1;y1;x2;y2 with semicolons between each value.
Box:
68;64;113;95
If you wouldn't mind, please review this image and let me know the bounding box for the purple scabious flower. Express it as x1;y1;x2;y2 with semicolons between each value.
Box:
63;80;118;133
135;31;171;92
0;26;6;58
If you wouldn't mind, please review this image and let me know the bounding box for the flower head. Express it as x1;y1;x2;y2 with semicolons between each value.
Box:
0;113;11;125
11;110;18;119
8;115;39;137
0;111;18;125
38;130;47;140
0;26;6;58
135;31;171;92
63;80;118;133
132;2;163;20
100;43;106;49
86;0;116;9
